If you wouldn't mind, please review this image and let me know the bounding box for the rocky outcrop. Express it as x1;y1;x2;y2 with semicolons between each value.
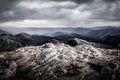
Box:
0;42;102;80
100;57;120;80
0;42;119;80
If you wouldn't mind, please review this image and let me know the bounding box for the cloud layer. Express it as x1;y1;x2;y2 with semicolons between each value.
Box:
0;0;120;27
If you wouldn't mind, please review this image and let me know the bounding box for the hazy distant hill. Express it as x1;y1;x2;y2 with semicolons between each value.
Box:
0;26;120;52
85;27;120;46
87;26;120;39
0;29;11;35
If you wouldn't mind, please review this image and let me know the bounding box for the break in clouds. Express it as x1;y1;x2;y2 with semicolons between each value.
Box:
0;0;120;27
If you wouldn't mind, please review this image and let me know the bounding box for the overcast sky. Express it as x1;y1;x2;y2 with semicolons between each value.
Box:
0;0;120;28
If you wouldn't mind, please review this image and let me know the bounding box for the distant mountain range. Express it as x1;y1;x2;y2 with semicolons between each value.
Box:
0;26;120;51
87;26;120;39
0;29;10;35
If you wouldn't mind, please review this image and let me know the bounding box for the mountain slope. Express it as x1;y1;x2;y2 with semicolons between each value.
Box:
0;36;22;52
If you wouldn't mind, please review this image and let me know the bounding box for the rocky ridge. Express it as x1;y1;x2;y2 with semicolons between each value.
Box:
0;42;119;80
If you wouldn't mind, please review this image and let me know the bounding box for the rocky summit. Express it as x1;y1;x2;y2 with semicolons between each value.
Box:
0;42;119;80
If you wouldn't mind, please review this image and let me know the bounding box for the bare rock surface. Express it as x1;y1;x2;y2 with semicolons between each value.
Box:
0;43;119;80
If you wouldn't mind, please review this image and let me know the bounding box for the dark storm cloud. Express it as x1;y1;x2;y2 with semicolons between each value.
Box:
103;0;119;2
92;0;120;21
0;0;78;22
0;0;20;22
0;0;120;27
52;0;94;3
0;0;120;22
0;0;19;12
